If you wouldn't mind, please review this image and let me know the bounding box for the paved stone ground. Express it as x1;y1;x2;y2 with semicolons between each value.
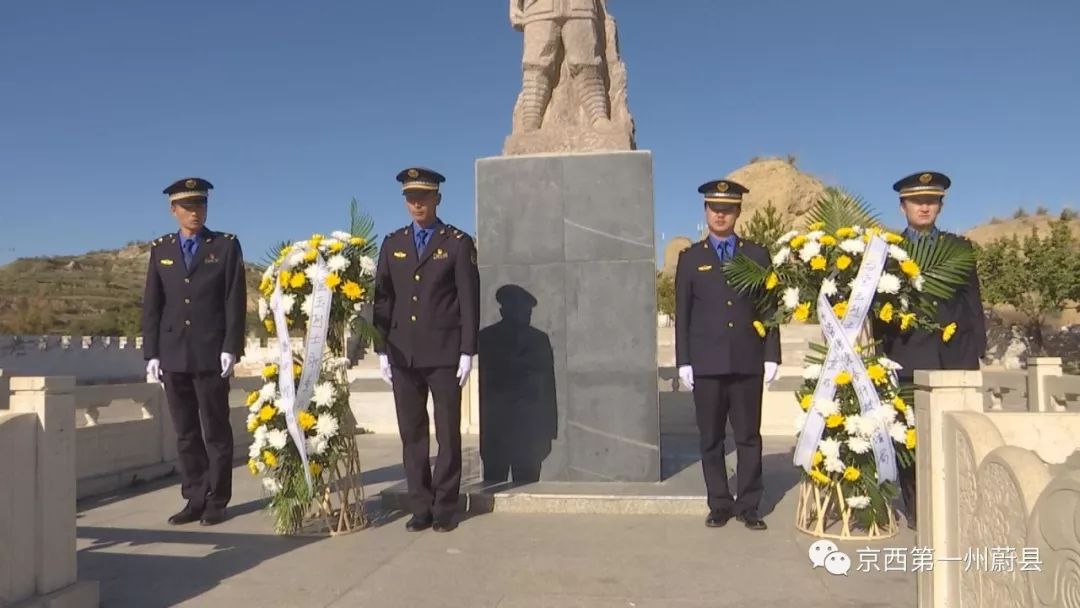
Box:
77;435;917;608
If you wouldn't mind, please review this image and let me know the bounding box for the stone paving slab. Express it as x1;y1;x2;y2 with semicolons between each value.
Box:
76;435;917;608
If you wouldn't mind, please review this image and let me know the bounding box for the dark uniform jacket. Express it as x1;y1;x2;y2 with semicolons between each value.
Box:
373;222;480;369
873;230;986;380
142;228;247;373
675;236;781;375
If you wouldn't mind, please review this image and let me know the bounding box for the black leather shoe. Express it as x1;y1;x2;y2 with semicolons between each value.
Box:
736;511;767;530
168;504;203;525
433;517;458;533
705;509;733;528
200;506;226;526
405;515;432;532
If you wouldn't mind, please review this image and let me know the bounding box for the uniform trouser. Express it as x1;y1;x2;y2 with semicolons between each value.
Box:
692;374;764;514
163;371;233;510
392;366;463;520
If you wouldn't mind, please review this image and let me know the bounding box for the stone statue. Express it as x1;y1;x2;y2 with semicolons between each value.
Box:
504;0;636;155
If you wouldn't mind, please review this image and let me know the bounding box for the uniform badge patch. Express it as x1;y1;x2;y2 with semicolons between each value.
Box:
205;253;219;264
160;259;174;266
393;251;407;258
433;248;448;260
697;264;712;272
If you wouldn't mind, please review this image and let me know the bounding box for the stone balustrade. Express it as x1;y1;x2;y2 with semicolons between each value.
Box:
0;376;98;608
915;359;1080;607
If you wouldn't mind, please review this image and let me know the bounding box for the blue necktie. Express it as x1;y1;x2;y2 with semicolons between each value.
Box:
417;230;430;256
183;239;195;269
718;241;730;261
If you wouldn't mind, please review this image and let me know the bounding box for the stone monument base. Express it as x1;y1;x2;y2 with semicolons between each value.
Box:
475;150;659;483
503;123;635;156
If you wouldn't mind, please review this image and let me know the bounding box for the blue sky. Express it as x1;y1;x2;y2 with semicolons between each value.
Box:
2;0;1078;266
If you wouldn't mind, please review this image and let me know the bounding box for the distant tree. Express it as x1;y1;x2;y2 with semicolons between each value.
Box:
1013;207;1029;219
741;200;793;255
1062;208;1078;221
656;271;676;319
1035;206;1049;216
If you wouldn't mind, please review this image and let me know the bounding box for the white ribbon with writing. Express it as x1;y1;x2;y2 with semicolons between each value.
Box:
793;235;898;485
269;250;335;493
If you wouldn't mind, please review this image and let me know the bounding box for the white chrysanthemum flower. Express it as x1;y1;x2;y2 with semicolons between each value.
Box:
359;256;377;276
824;456;846;474
844;414;866;437
814;399;840;417
327;254;350;273
889;421;908;444
775;230;800;246
332;231;352;242
262;477;281;494
794;411;807;435
301;294;314;316
248;441;263;460
312;382;335;408
875;405;897;426
912;275;925;291
819;437;841;460
253;425;269;443
803;363;823;380
904;407;915;426
900;296;910;310
806;230;825;241
846;495;871;509
850;225;863;234
259;382;277;402
267;429;289;450
847;437;872;455
306;435;330;456
254;460;267;475
262;264;274;281
278;294;295;313
840;239;866;254
246;412;258;428
287;251;306;267
315;415;340;439
799;241;822;262
820;278;838;298
888;245;909;262
782;287;800;310
877;356;902;371
877;273;901;294
320;237;340;250
304;263;327;282
258;297;269;321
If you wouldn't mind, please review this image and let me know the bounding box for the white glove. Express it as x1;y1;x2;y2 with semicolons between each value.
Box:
146;358;162;382
678;365;694;390
220;353;236;378
378;354;393;386
456;354;473;387
764;361;779;384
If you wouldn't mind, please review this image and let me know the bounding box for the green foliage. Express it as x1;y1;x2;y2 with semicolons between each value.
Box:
803;187;881;236
1013;207;1028;219
1035;206;1049;216
656;272;675;318
1062;208;1078;221
740;200;793;255
904;234;978;320
977;219;1080;352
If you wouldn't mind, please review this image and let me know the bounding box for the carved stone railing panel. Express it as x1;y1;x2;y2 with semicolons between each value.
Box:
1025;469;1080;608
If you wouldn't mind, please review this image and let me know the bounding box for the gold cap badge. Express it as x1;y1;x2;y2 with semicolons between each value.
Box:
717;182;729;192
185;179;197;189
407;169;419;178
919;173;932;184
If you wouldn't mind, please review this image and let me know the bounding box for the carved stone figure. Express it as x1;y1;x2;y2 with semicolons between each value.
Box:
504;0;636;155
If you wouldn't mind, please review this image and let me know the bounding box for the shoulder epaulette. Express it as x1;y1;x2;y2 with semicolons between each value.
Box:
151;233;174;247
221;232;236;240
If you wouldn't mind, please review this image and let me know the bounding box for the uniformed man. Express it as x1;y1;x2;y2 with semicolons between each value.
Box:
142;177;247;526
373;167;480;533
873;170;986;530
675;179;780;530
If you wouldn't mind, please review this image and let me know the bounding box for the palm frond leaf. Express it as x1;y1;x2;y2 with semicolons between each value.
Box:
259;240;291;271
906;234;977;301
723;253;770;295
804;188;883;234
348;198;380;259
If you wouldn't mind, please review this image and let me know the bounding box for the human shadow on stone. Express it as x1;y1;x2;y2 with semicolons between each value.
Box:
478;285;558;487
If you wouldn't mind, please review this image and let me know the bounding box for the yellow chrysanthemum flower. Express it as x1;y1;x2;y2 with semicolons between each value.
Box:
262;363;279;379
293;363;302;377
258;405;277;422
246;417;260;433
342;280;364;300
325;273;342;290
246;391;260;406
835;371;853;386
836;255;852;271
899;312;917;331
299;411;316;431
893;396;908;412
812;451;824;466
810;255;827;271
309;462;323;476
900;259;921;278
884;232;904;244
942;322;957;343
836;227;855;239
906;429;917;450
843;466;861;482
825;413;844;428
790;235;808;249
819;235;838;247
793;302;811;322
350;236;366;246
867;364;887;385
765;272;779;290
259;276;273;294
263;318;275;333
309;234;324;247
263;450;278;468
800;394;813;411
247;459;259;475
278;270;292;288
879;302;895;323
753;320;767;337
808;221;825;231
303;249;319;263
329;241;345;253
810;468;831;485
289;272;307;290
832;300;848;319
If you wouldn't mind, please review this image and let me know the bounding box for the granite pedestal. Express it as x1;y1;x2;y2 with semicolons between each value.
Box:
475;150;659;483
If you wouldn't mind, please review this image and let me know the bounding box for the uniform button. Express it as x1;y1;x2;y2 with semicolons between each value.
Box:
414;274;420;281
184;278;190;284
727;300;733;306
184;298;191;304
412;296;418;302
727;322;734;328
410;315;417;322
185;320;191;326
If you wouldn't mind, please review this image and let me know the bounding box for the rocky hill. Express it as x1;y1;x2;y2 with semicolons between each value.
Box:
0;242;263;336
725;156;829;229
964;210;1080;246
